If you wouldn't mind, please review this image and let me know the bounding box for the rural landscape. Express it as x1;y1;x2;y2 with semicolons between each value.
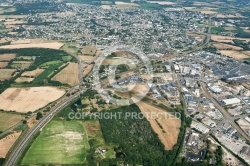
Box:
0;0;250;166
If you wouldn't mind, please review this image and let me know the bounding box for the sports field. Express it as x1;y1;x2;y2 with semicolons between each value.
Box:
22;120;89;165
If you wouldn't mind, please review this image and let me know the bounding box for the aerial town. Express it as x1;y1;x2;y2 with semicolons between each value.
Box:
0;0;250;166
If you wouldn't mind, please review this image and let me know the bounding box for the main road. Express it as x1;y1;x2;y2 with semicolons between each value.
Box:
4;92;81;166
200;82;249;141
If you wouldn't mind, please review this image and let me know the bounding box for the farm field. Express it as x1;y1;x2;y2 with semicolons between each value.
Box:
0;87;65;113
15;77;34;83
21;69;44;77
21;120;89;165
213;43;243;51
11;61;33;69
0;54;16;61
83;64;93;77
0;69;16;81
0;112;24;131
33;63;63;84
0;42;64;49
211;35;250;43
218;50;250;59
136;101;181;150
79;55;94;62
0;131;21;158
52;62;79;86
81;45;97;55
0;62;8;68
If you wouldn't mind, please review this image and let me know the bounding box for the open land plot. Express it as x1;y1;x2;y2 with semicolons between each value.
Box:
11;61;32;69
0;112;24;131
0;62;8;68
147;1;176;5
22;120;89;165
21;69;44;77
52;63;79;86
79;55;95;62
83;64;93;77
0;131;21;158
237;119;250;131
0;69;16;81
200;10;218;14
213;43;243;50
0;54;16;61
136;101;181;150
81;45;97;56
0;42;64;49
0;87;65;113
211;35;250;43
11;38;56;45
15;77;34;83
218;50;250;59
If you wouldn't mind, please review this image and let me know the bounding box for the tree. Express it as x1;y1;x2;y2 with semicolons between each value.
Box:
36;112;43;120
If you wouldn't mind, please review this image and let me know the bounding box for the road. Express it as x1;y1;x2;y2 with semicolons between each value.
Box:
200;82;250;141
4;50;83;166
4;92;81;166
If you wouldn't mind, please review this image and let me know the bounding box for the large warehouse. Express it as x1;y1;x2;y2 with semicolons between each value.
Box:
222;98;241;106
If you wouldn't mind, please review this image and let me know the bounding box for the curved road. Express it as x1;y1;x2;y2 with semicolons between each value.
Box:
4;92;80;166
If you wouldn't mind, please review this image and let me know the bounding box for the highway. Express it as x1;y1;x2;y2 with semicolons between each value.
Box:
4;92;80;166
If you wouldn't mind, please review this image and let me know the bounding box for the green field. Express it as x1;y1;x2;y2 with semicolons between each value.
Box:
21;120;89;165
39;60;62;68
32;63;62;84
0;112;24;132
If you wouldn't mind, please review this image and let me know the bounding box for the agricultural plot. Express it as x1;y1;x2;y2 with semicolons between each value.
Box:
0;132;21;158
11;61;33;69
0;54;16;61
21;69;44;77
218;50;250;59
81;45;97;56
136;101;181;150
0;42;64;49
33;63;63;84
213;43;243;51
0;112;24;131
79;55;94;62
0;62;8;68
0;69;16;81
0;87;65;113
22;120;89;165
15;77;34;83
52;62;79;86
83;64;93;77
40;60;62;68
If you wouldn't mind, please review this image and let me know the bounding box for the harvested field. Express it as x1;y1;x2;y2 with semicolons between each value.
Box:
0;112;24;131
0;62;8;68
136;101;181;150
0;69;16;81
15;77;34;83
83;64;93;77
0;131;21;158
0;54;15;61
0;42;64;49
81;45;97;56
147;1;176;5
211;35;250;43
213;43;243;50
79;55;94;62
52;63;79;86
21;69;44;77
218;50;250;59
101;5;112;9
11;61;32;69
11;39;55;45
200;10;217;14
22;120;89;165
0;87;65;113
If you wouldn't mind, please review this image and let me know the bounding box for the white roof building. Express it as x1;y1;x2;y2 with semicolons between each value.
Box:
222;98;241;106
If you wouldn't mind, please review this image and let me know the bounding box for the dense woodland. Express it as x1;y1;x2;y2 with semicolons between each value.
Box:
84;104;187;166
